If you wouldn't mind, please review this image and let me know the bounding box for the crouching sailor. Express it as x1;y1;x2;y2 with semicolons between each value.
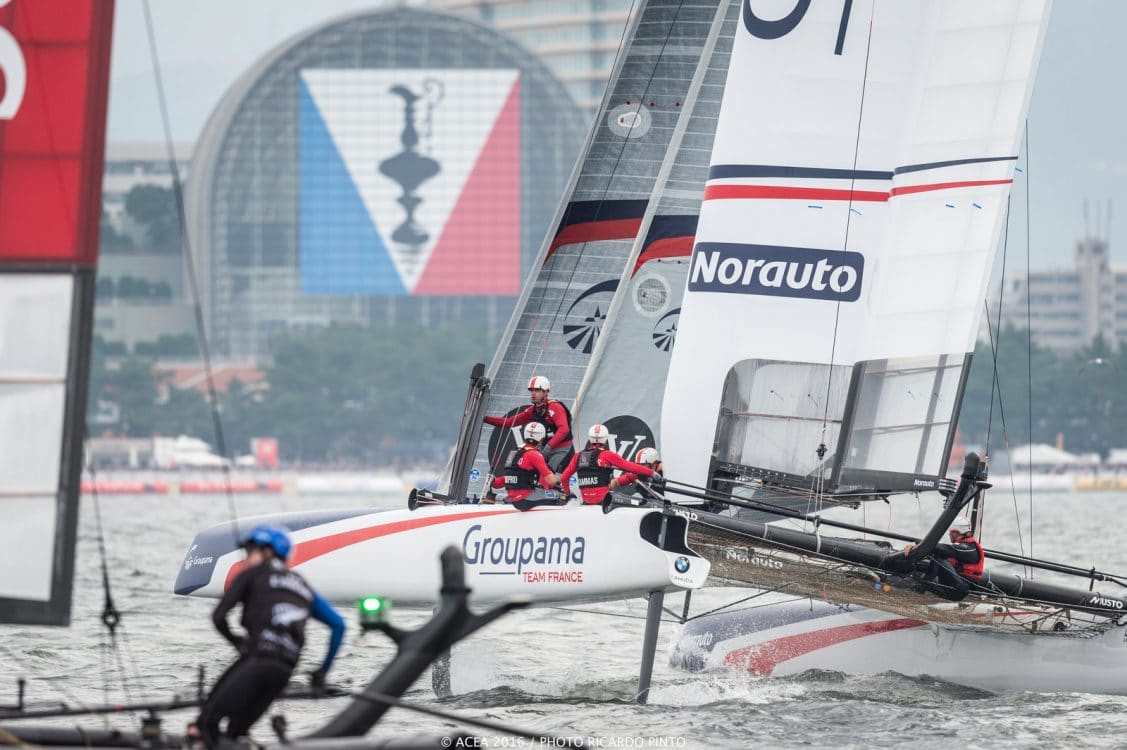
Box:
193;525;345;747
899;514;984;601
559;425;664;505
490;422;562;511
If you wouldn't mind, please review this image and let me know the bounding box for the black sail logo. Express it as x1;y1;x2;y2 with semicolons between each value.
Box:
562;279;618;353
652;307;679;352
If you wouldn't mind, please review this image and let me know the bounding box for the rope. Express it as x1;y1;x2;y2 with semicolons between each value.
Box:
142;0;242;544
1023;124;1034;565
812;0;876;514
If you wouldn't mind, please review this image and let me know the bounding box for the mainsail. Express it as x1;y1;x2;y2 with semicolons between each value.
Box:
0;0;115;625
462;0;734;494
573;1;741;456
662;0;1051;495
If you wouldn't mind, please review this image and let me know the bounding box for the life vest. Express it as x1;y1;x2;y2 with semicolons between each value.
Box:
529;399;572;442
503;445;541;492
950;537;984;581
576;445;615;498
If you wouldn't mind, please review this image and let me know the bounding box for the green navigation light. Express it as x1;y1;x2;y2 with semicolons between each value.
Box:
358;596;390;630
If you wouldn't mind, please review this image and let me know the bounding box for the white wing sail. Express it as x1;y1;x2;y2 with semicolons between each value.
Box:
662;0;1051;493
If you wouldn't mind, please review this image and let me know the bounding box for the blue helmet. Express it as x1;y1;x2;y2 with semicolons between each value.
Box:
244;524;292;560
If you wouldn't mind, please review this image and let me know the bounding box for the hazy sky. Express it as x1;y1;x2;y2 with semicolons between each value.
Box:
108;0;1127;271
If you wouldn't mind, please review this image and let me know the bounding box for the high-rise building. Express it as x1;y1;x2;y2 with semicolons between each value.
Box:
427;0;633;113
185;7;587;357
992;236;1127;352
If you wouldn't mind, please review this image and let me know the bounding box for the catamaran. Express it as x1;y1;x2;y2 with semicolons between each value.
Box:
178;0;1127;699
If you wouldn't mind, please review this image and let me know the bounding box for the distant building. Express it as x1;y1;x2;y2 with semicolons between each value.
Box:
102;141;191;219
427;0;633;113
990;236;1127;352
186;7;587;357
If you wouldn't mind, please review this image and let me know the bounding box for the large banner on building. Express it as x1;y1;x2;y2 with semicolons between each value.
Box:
299;69;521;296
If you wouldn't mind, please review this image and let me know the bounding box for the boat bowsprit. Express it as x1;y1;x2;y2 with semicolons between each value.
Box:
174;504;710;606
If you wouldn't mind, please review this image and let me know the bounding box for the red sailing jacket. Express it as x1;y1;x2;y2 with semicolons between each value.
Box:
559;445;654;504
484;399;573;449
491;445;556;501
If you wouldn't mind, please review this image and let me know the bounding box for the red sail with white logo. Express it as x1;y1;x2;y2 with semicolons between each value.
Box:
0;0;114;625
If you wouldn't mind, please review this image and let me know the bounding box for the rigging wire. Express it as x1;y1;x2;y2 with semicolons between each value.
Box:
982;301;1029;574
811;0;876;520
142;0;243;544
1024;124;1034;563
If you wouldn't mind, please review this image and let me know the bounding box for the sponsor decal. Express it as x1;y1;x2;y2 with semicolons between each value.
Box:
1089;594;1124;610
725;546;783;570
607;102;652;139
0;0;26;120
562;279;618;353
670;507;698;522
601;415;656;463
652;307;679;352
675;556;691;573
469;467;480;481
271;602;309;627
688;242;864;302
182;545;215;572
913;479;936;489
462;524;586;583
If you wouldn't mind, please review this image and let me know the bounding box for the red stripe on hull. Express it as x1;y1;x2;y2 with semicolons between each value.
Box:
223;509;516;590
723;618;926;676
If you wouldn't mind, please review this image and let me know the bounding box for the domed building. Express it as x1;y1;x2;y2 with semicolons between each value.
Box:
187;7;587;357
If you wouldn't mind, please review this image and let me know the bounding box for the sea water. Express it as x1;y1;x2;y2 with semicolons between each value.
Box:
3;488;1127;749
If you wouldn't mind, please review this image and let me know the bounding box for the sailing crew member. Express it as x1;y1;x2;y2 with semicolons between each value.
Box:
900;514;984;601
193;525;345;748
483;375;574;472
559;425;664;505
610;446;664;498
490;422;562;511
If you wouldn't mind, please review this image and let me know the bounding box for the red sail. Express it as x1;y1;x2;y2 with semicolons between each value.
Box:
0;0;113;266
0;0;114;626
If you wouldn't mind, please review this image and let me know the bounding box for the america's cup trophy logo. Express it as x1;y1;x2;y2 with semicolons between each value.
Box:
379;80;443;274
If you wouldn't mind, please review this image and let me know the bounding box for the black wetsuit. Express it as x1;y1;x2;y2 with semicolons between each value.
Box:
918;542;983;601
196;560;344;747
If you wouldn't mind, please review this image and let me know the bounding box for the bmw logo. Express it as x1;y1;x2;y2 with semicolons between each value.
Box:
674;556;691;574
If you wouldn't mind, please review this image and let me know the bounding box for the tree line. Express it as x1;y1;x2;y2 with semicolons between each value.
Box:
87;320;1120;466
87;323;495;465
958;326;1123;457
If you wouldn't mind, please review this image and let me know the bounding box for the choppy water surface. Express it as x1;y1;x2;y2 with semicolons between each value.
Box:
4;488;1127;748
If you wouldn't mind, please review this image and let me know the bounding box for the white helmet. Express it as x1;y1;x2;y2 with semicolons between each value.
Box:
523;422;546;443
588;423;610;444
950;515;972;535
528;375;551;391
637;447;660;465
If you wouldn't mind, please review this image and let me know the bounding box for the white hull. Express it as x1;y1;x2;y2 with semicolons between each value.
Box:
673;598;1127;694
176;505;709;606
